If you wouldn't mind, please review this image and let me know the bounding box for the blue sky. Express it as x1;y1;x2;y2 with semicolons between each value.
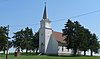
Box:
0;0;100;42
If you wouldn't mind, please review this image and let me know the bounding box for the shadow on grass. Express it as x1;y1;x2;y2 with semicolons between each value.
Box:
0;53;5;57
21;52;39;56
7;52;39;56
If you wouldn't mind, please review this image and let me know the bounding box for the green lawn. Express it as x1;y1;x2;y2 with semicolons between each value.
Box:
0;55;100;59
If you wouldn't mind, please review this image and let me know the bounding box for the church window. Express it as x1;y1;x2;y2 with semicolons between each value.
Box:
62;46;64;51
41;33;43;36
68;49;69;52
41;43;44;46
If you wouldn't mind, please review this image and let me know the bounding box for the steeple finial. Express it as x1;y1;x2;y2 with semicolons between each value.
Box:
44;2;46;5
43;2;48;19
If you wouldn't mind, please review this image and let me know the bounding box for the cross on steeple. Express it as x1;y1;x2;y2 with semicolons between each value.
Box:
44;2;46;5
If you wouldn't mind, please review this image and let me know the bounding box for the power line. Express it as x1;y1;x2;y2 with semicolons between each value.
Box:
69;10;100;18
8;23;39;28
52;9;100;22
3;9;100;27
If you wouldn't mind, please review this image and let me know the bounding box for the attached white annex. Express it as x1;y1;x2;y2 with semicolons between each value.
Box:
39;4;72;55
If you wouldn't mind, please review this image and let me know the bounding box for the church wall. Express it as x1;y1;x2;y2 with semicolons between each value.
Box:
39;28;45;53
44;28;52;53
45;34;58;55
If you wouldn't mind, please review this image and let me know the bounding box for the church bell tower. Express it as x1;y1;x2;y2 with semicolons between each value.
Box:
39;3;52;54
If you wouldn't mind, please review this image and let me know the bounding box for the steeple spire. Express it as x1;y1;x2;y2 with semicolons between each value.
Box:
43;2;48;19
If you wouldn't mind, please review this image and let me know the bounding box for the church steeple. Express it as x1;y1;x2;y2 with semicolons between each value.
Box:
40;2;51;28
39;2;52;54
43;2;48;19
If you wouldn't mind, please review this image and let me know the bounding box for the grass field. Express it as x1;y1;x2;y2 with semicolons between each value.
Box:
0;55;100;59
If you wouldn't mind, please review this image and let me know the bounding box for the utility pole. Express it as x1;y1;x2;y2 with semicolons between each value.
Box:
6;25;9;59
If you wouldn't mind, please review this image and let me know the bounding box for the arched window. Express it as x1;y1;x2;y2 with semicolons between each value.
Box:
41;43;44;46
62;46;64;51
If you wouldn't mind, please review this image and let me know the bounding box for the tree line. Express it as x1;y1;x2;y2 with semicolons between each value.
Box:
62;19;100;56
0;27;39;54
0;19;100;56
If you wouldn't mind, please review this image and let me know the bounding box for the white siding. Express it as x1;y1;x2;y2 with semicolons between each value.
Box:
39;28;45;53
44;28;52;54
58;46;72;55
45;35;58;54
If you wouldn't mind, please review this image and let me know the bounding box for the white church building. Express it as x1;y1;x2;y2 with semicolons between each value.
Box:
39;4;72;55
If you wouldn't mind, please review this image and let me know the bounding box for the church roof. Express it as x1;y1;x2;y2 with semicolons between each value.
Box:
52;31;66;43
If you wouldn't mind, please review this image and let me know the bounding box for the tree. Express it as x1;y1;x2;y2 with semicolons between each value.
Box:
62;19;99;56
0;26;10;53
23;27;34;53
12;30;23;52
89;33;99;56
72;21;83;55
79;28;91;56
32;32;39;53
12;27;34;53
62;19;77;56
